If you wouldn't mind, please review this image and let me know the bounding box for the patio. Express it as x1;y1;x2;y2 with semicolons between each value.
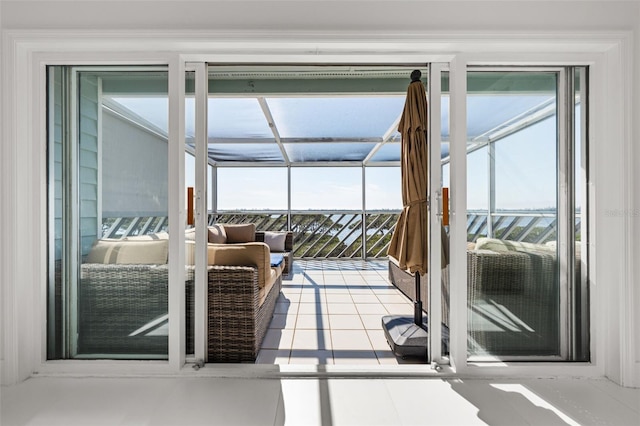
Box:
256;259;424;365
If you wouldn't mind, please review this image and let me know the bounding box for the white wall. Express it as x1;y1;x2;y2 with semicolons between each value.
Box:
1;0;638;387
634;4;640;387
1;1;639;32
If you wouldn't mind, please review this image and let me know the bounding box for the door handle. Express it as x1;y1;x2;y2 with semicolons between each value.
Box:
436;187;450;226
442;187;449;226
187;186;195;226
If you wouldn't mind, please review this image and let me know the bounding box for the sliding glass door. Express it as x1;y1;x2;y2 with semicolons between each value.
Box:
465;69;588;361
48;66;170;359
46;62;589;366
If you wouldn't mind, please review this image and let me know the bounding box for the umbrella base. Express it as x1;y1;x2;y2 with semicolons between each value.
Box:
381;315;428;360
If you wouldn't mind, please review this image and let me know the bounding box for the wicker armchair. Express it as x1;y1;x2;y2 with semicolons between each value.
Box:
466;249;559;356
78;263;281;362
388;246;561;357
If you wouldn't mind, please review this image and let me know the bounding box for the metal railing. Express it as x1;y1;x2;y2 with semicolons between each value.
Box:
467;209;581;244
211;211;399;259
100;211;399;259
101;209;576;258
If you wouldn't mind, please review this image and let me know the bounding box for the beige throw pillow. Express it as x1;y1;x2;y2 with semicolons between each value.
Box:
222;223;256;243
264;231;286;252
208;225;227;244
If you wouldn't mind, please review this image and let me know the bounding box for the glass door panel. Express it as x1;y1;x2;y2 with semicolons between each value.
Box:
466;71;561;359
440;70;451;359
573;67;590;361
185;70;196;357
48;67;170;359
427;65;451;364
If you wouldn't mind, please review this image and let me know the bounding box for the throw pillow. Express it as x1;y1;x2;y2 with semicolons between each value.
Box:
222;223;256;243
208;224;227;244
264;231;286;252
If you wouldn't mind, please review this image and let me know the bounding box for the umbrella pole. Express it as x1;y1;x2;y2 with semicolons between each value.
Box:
414;272;423;326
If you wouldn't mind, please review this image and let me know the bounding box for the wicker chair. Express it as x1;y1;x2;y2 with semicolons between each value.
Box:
78;263;281;362
466;249;559;356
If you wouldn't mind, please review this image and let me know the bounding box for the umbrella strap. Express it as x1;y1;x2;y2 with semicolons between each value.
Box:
406;198;428;207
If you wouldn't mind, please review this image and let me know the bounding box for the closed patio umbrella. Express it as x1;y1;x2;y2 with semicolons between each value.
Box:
382;70;430;359
387;70;429;278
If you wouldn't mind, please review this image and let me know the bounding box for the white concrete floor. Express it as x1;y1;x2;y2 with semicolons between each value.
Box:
2;376;639;425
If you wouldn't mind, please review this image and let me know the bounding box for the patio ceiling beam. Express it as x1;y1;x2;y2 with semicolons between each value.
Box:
283;137;384;144
257;97;290;165
475;98;557;144
212;160;376;167
362;113;401;165
189;137;387;144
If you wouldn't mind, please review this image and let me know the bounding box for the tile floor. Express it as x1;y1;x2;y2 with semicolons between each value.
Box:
256;260;423;365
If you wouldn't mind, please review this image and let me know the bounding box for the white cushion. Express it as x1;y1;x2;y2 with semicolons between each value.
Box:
264;231;286;252
185;228;196;241
124;232;169;241
86;239;169;264
474;237;553;253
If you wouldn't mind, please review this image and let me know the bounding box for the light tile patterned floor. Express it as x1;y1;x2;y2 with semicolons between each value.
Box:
256;259;424;365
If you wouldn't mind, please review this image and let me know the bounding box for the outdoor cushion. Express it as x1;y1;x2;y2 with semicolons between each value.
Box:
185;241;233;266
86;239;169;264
264;231;287;252
207;242;272;288
270;253;284;267
474;237;553;253
186;227;227;244
208;225;227;244
222;223;256;243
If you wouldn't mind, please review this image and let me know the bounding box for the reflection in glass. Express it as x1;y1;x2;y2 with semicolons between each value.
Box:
466;71;561;359
48;67;170;359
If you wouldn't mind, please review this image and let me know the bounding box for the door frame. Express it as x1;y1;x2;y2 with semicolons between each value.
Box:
1;30;633;385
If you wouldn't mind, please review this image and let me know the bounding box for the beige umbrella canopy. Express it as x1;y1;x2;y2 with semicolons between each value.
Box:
388;72;429;276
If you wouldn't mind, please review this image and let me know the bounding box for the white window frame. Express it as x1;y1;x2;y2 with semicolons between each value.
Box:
0;30;634;386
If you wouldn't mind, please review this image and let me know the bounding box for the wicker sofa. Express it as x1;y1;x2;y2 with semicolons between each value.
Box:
388;237;562;357
78;224;283;362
